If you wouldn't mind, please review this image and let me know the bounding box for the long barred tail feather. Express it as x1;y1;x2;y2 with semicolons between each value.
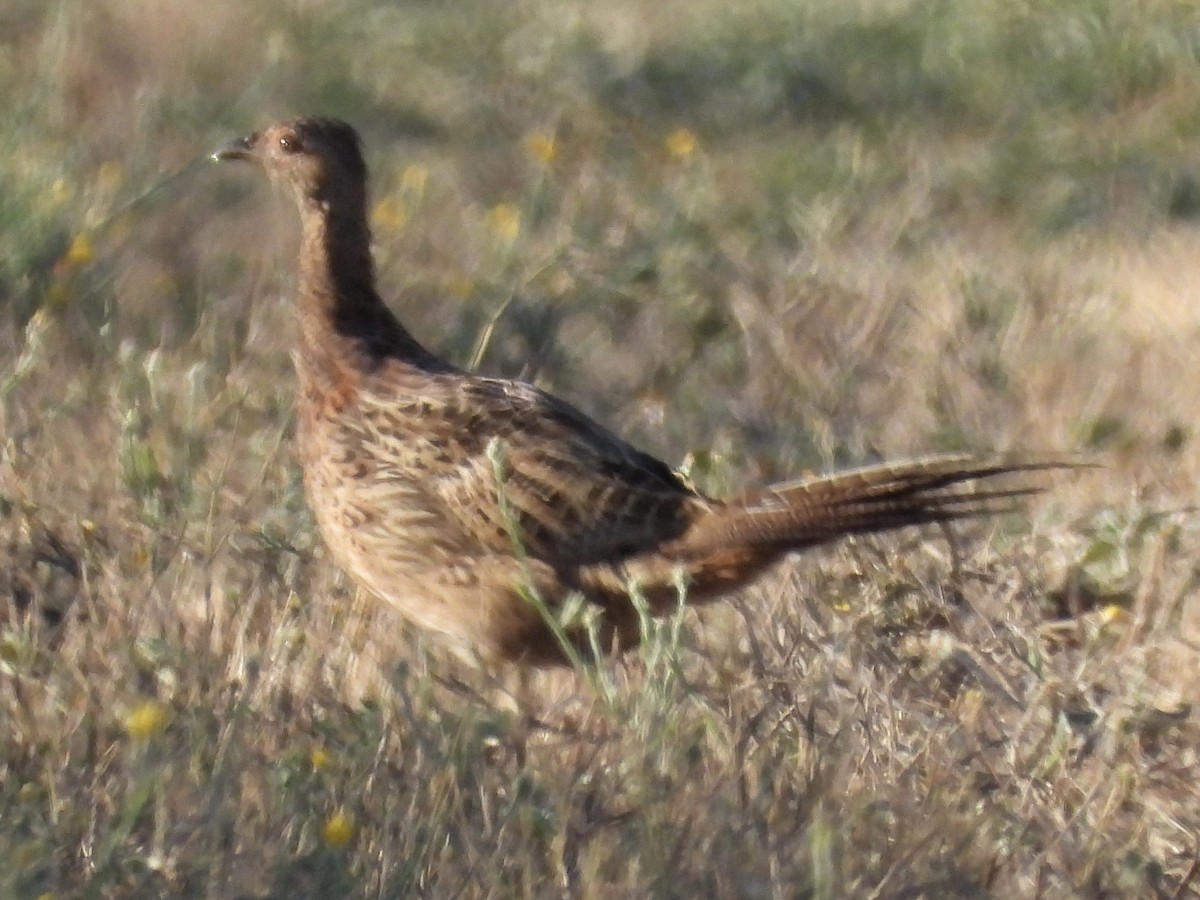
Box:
676;456;1082;556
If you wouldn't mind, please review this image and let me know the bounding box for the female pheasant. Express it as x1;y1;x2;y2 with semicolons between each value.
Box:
214;117;1060;666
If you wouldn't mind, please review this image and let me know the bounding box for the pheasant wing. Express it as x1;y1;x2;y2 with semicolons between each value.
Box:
358;373;706;568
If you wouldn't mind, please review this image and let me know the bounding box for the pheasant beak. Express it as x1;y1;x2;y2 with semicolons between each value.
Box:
211;133;256;163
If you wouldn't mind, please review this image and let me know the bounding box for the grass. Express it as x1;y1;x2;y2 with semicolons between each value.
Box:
2;0;1200;896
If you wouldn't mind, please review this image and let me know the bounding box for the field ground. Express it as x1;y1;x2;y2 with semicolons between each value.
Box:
3;1;1200;896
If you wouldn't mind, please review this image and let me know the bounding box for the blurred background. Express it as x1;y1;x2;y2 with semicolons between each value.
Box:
3;0;1200;895
6;0;1200;488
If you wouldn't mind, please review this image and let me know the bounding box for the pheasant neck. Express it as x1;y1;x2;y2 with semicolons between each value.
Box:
295;196;442;373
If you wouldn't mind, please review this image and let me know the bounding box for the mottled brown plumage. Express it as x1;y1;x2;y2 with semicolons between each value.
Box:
214;118;1064;666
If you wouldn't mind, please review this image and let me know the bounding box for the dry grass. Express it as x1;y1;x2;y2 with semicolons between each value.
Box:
3;0;1200;896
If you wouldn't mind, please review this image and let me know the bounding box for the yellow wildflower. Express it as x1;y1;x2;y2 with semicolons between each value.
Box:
957;688;983;721
1099;604;1125;625
372;195;409;232
124;701;168;741
131;544;151;570
400;164;429;197
446;275;475;300
283;625;306;653
152;273;179;298
322;811;355;848
27;308;50;331
486;203;521;242
665;127;698;160
49;178;71;207
524;132;557;165
96;160;124;193
62;234;94;268
310;748;331;771
43;281;69;310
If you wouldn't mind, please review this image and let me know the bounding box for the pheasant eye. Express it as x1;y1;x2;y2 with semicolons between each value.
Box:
279;134;302;153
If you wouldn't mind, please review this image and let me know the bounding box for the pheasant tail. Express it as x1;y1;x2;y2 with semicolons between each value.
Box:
677;457;1055;557
573;456;1064;626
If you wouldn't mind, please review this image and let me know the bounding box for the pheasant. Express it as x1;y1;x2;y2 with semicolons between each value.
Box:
213;117;1063;667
